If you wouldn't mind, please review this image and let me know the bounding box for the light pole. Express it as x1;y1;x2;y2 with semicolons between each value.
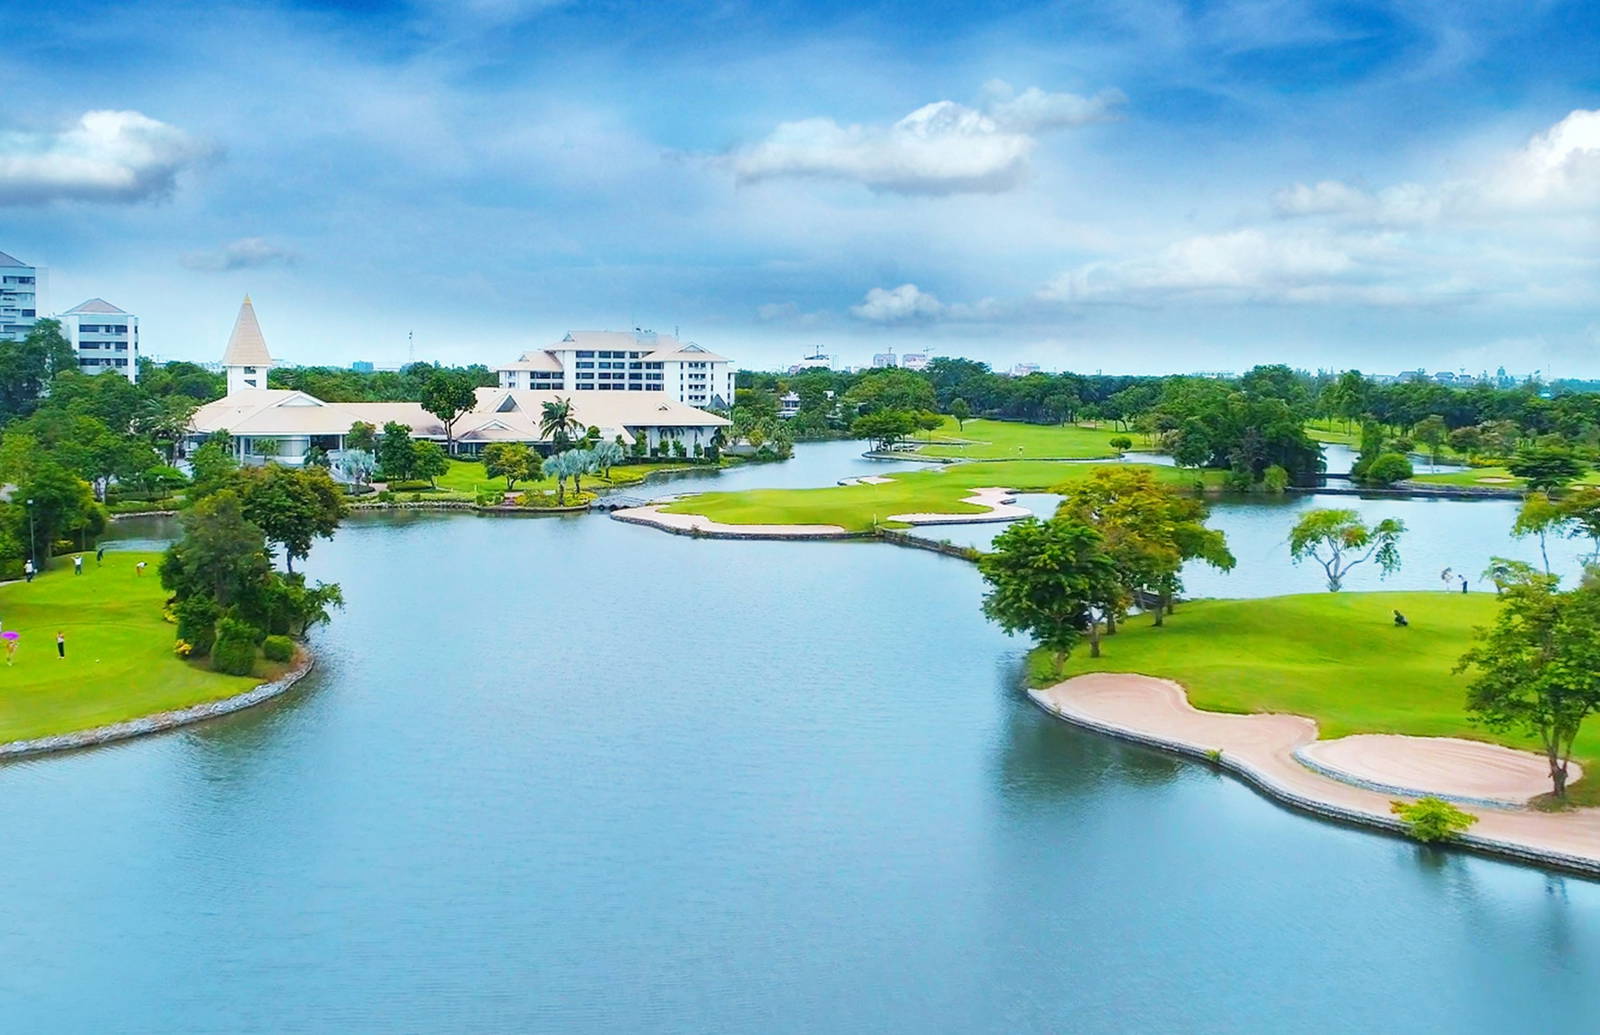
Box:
26;498;35;573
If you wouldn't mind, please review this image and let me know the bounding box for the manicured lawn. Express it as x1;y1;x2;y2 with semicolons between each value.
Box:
1033;591;1600;805
1305;419;1360;445
915;418;1125;460
1410;466;1600;489
396;458;717;499
660;461;1224;531
0;553;270;743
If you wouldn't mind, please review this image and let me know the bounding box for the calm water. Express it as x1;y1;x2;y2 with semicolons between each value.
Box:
21;444;1600;1031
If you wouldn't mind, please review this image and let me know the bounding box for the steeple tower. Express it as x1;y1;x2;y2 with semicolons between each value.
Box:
222;295;275;394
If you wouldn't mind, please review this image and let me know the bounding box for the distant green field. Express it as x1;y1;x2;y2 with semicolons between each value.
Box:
397;458;712;498
0;552;270;742
916;418;1126;460
659;461;1223;531
1036;591;1598;805
1408;466;1600;489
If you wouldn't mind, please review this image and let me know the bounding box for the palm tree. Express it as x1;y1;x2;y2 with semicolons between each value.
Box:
540;398;582;452
593;440;624;478
569;449;597;495
544;450;574;503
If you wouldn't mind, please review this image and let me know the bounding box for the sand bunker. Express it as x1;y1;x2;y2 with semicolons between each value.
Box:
610;505;851;538
887;487;1029;525
1476;476;1515;484
1298;735;1571;806
1032;672;1600;866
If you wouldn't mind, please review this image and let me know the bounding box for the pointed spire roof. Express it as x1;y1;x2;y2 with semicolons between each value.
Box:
222;295;274;367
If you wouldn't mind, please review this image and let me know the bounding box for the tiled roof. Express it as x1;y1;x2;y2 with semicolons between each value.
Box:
64;298;128;315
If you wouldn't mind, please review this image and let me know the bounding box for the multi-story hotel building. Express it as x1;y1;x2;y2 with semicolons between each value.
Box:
0;250;40;341
59;298;140;382
495;330;734;410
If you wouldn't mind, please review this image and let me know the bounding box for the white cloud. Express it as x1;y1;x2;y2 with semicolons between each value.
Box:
180;237;299;272
731;82;1123;195
0;110;214;205
851;283;947;321
1273;108;1600;223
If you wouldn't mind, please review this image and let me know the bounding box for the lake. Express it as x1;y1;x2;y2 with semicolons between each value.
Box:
13;442;1597;1031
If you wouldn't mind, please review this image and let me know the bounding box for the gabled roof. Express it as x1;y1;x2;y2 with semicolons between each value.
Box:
0;250;26;268
64;298;128;315
221;295;274;368
644;342;729;363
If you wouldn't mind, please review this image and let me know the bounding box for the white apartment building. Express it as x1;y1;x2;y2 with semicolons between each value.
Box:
496;329;734;410
0;250;40;341
59;298;140;382
900;352;930;372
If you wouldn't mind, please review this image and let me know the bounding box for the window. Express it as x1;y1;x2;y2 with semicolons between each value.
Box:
576;350;595;358
576;361;594;369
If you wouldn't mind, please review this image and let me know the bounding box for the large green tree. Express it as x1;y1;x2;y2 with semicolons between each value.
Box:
1457;573;1600;799
539;397;582;451
1507;447;1587;493
482;442;539;490
377;421;417;482
0;319;77;422
420;369;478;452
1287;508;1406;591
238;464;346;572
160;489;273;606
979;516;1121;673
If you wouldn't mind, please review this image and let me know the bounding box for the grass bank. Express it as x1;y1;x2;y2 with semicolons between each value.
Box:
387;457;720;500
1409;466;1600;490
915;418;1125;460
0;552;277;742
1031;591;1599;806
659;461;1223;532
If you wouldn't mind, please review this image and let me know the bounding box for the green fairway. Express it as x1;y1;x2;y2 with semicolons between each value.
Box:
914;417;1126;460
1305;419;1359;445
1409;466;1600;489
1034;591;1599;804
0;552;269;743
659;460;1223;531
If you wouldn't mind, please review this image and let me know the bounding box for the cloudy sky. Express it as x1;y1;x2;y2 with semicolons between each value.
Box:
4;0;1598;375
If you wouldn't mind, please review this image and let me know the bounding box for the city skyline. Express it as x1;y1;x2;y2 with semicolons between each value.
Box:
3;1;1597;375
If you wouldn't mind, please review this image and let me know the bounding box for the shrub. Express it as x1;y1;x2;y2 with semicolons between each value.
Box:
1390;797;1478;843
1363;452;1415;486
212;615;261;676
376;490;394;502
0;557;22;581
1109;435;1133;451
1262;464;1289;494
174;595;220;656
262;635;295;662
1204;748;1224;764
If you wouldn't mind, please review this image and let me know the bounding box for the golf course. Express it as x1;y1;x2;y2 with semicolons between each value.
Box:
912;417;1128;460
657;460;1225;532
1037;591;1599;806
0;552;278;743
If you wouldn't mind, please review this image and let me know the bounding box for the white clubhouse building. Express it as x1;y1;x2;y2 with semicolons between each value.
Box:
185;299;730;467
495;329;733;410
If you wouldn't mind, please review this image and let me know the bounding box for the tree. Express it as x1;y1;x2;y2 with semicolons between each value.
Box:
0;319;77;422
238;464;346;573
1287;509;1406;591
1060;467;1235;627
482;442;539;490
1482;557;1538;596
135;395;199;462
851;410;917;450
160;489;273;606
593;439;625;477
412;439;449;488
949;398;971;431
1512;492;1570;574
21;462;104;568
1108;435;1133;452
1559;487;1600;561
377;421;417;482
1362;452;1414;486
978;516;1121;674
187;438;239;499
543;450;581;503
335;449;376;491
568;448;597;494
1507;446;1586;492
1457;575;1600;799
420;369;478;452
345;421;378;454
1413;415;1448;467
539;397;582;451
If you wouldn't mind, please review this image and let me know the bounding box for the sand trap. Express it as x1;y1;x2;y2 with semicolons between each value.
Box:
887;487;1029;525
1299;735;1571;805
838;475;895;485
610;505;851;538
1476;476;1515;484
1032;673;1600;866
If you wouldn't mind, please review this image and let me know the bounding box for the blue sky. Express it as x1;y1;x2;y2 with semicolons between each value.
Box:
3;0;1597;374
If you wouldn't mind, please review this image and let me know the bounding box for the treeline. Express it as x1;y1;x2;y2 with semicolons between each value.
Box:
268;363;498;402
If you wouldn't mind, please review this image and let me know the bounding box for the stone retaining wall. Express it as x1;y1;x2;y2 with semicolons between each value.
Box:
1028;689;1600;880
0;651;316;760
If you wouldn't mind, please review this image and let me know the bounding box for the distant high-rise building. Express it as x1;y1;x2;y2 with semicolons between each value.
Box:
871;351;898;369
351;360;375;372
0;249;40;342
222;295;277;393
788;350;833;373
900;352;929;372
59;298;139;383
1009;363;1041;377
